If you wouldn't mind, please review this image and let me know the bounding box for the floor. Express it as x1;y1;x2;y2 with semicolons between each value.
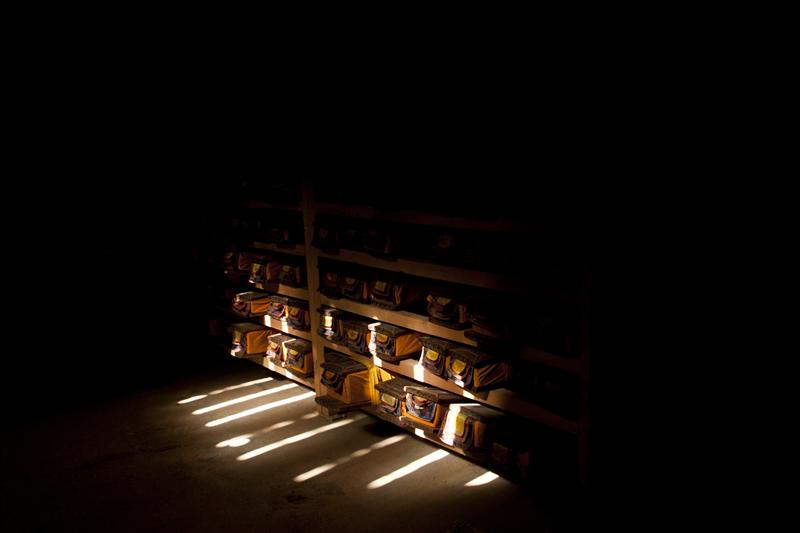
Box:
2;355;585;532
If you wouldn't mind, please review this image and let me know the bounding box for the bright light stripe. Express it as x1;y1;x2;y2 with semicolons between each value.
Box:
205;391;315;427
217;435;252;448
371;434;407;450
293;434;407;482
265;420;295;431
294;463;338;481
301;412;319;420
179;377;274;404
465;471;500;486
209;377;273;395
413;364;425;381
366;449;450;489
178;395;207;404
192;383;298;415
215;418;298;448
237;416;363;461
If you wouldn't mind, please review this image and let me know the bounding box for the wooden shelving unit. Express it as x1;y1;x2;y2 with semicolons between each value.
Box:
210;178;591;486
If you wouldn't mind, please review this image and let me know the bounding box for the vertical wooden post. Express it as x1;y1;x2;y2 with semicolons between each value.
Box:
300;174;332;414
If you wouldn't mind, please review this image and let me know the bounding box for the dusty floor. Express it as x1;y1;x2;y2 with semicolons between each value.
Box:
2;356;586;532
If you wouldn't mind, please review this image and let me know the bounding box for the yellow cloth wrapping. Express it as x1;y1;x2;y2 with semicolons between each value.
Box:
327;370;371;405
369;367;393;406
250;299;271;315
231;328;270;355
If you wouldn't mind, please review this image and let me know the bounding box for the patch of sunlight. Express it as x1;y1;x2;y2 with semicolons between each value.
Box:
217;435;253;448
205;391;315;427
366;449;450;489
192;383;297;415
293;434;407;482
464;471;500;487
208;377;273;395
237;415;364;461
177;395;207;404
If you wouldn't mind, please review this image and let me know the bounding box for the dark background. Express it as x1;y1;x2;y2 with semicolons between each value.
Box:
6;113;668;520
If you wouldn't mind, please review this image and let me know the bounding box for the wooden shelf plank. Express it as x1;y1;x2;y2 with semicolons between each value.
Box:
318;338;374;367
213;307;311;341
261;315;312;341
361;405;485;462
262;359;315;389
253;282;309;300
241;354;266;363
519;346;581;374
313;202;531;233
315;248;519;293
372;357;579;434
251;241;306;257
317;295;478;347
232;351;267;360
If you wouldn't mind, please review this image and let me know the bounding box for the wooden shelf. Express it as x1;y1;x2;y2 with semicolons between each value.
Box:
262;359;315;389
214;306;265;326
315;248;520;293
318;338;374;367
228;341;314;389
253;282;309;300
233;351;267;360
317;295;479;347
261;315;312;341
519;346;581;374
240;199;301;211
313;202;531;233
211;183;590;486
251;241;306;257
361;405;484;462
218;282;309;306
371;357;579;434
214;307;312;341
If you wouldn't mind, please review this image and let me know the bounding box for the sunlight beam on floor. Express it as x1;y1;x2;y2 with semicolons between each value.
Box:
205;391;315;427
366;449;450;489
192;383;297;415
